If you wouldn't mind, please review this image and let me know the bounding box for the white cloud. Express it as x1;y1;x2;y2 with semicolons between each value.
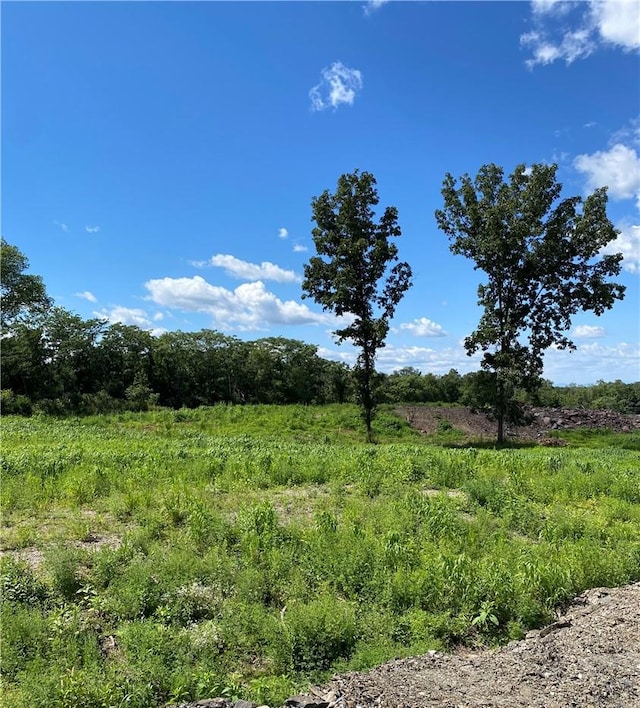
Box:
398;317;447;337
293;243;308;253
317;346;356;366
574;143;640;206
318;337;639;384
153;312;164;322
309;62;363;112
145;276;329;330
208;254;301;283
521;27;594;67
544;341;640;384
573;123;640;272
531;0;573;17
53;220;69;233
278;228;289;240
75;291;97;303
602;222;640;273
572;324;606;338
95;306;165;335
591;0;640;50
85;225;100;233
318;342;482;376
522;0;640;67
363;0;389;16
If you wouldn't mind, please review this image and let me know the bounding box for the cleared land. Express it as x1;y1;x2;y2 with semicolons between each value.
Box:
2;405;639;707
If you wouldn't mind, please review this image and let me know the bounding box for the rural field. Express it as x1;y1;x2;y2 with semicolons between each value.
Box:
2;405;640;707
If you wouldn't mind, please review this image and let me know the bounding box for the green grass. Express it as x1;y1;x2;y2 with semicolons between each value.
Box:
1;405;639;707
549;428;640;451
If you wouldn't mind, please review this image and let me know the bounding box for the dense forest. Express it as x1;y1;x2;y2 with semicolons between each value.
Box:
2;237;638;416
3;310;639;416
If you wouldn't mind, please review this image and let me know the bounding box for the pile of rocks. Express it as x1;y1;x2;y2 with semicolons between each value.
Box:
529;406;640;433
167;693;336;708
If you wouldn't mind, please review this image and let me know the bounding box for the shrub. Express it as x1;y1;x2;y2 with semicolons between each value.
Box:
1;557;49;606
278;595;357;673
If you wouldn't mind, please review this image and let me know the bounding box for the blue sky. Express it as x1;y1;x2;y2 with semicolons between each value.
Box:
3;0;639;384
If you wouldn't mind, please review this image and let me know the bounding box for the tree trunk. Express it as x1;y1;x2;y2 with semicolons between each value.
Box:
496;372;505;445
497;411;505;445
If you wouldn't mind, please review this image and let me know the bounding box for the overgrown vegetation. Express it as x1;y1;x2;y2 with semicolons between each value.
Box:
2;406;639;707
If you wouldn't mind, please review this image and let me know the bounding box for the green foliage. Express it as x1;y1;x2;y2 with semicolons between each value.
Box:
2;409;639;706
1;557;50;606
0;389;33;415
535;379;640;414
0;238;52;329
279;596;357;673
436;163;625;443
303;170;412;440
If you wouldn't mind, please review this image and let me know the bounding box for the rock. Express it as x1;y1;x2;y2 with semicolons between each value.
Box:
233;701;258;708
283;695;330;708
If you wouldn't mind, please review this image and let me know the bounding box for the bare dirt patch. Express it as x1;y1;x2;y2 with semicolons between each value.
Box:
397;406;640;442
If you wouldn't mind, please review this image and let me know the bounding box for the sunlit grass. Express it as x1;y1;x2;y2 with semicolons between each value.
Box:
1;407;639;708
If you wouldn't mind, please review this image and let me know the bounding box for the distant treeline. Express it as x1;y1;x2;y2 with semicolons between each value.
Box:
2;308;638;416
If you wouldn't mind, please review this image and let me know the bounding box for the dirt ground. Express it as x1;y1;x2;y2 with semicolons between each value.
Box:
396;405;640;442
318;582;640;707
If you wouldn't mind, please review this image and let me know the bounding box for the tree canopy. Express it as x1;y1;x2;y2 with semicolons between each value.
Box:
302;170;412;440
1;238;52;330
435;162;625;442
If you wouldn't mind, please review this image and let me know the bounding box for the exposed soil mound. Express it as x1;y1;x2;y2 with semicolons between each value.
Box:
397;406;640;441
320;582;640;707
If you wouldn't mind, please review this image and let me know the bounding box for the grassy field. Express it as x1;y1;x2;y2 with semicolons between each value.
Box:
2;405;639;707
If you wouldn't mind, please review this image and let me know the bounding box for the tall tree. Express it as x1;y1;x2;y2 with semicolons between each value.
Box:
302;170;412;440
436;163;625;443
1;238;52;330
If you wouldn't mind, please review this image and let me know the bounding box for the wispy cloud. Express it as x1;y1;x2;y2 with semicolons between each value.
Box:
397;317;447;337
278;228;289;240
53;220;69;233
572;324;606;338
190;254;301;283
209;254;301;283
309;62;363;112
75;291;97;303
85;225;101;234
521;0;640;68
363;0;389;17
145;276;329;330
293;243;308;253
